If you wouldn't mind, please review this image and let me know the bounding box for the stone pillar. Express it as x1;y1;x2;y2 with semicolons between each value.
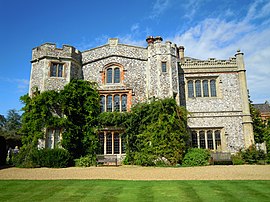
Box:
235;50;254;148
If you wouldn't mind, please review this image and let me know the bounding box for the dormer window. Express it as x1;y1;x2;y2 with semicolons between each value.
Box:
50;63;63;77
106;66;120;84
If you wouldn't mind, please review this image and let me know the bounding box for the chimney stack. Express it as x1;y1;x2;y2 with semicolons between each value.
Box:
146;36;155;45
179;46;185;63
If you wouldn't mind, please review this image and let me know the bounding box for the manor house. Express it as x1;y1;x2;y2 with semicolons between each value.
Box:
29;36;254;157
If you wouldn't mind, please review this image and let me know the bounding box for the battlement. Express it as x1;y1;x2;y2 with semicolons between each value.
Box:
32;43;81;63
183;56;237;67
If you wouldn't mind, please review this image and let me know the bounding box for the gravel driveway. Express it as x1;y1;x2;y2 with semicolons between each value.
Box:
1;165;270;180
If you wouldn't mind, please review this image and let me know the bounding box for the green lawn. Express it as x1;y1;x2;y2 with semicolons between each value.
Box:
0;180;269;202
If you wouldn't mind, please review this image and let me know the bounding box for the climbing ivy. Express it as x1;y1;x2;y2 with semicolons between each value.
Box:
124;98;189;166
19;80;100;159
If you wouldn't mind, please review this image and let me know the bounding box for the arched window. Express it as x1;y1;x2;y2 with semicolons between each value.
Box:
106;68;113;83
195;80;202;97
114;68;120;83
187;80;194;98
203;80;209;97
210;80;217;97
107;95;112;112
114;95;120;112
105;66;122;84
121;95;127;112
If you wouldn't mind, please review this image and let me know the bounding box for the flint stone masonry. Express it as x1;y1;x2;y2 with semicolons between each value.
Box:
29;37;254;153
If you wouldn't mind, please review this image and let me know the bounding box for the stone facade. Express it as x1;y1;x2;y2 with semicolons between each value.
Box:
29;36;254;154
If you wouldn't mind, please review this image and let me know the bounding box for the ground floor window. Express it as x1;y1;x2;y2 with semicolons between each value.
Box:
46;128;61;149
98;131;126;155
191;129;222;150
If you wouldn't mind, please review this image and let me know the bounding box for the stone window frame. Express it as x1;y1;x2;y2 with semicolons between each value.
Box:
103;63;124;85
98;131;126;155
45;128;62;149
186;76;219;98
190;128;223;151
49;62;65;78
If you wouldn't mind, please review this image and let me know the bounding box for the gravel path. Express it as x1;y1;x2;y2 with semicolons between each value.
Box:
1;165;270;180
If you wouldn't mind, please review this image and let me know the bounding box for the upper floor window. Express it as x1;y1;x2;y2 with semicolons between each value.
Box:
50;63;63;77
187;78;218;98
100;94;128;112
210;79;217;97
161;62;167;72
188;80;194;98
106;66;120;84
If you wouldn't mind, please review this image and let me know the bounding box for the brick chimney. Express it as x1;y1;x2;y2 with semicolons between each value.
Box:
146;36;155;44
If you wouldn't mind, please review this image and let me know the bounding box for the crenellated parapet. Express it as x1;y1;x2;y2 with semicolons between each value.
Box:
32;43;81;64
182;57;237;68
147;37;179;58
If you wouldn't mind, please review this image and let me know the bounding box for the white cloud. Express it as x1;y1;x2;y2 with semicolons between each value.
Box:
131;23;140;32
149;0;170;19
0;77;29;93
168;1;270;103
119;34;146;47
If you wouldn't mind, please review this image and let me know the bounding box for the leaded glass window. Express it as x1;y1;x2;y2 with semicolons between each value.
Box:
57;64;63;77
215;130;221;150
195;80;202;97
50;63;63;77
114;95;120;112
106;133;112;154
114;133;120;154
114;68;120;83
100;95;105;112
107;68;112;83
107;95;112;112
199;131;206;149
191;131;198;148
207;130;214;150
122;95;127;112
188;80;194;98
210;79;217;97
203;80;209;97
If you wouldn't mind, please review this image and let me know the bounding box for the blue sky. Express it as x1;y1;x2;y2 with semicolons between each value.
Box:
0;0;269;116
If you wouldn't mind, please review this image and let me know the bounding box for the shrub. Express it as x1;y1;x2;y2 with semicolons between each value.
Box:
240;145;266;164
13;147;71;168
231;153;244;165
182;148;211;167
75;155;96;167
133;152;155;166
12;145;40;168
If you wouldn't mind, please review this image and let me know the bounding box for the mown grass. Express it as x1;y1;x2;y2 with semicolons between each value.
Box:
0;180;269;202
